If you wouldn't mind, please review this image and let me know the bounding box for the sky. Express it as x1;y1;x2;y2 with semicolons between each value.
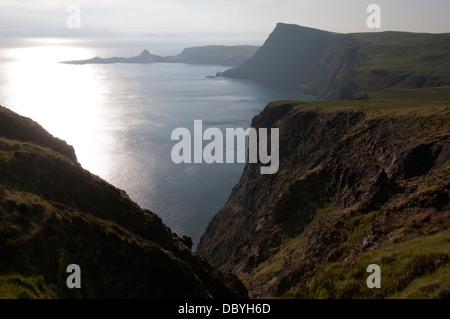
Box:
1;0;449;41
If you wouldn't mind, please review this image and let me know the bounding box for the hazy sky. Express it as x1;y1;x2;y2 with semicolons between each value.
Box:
1;0;449;40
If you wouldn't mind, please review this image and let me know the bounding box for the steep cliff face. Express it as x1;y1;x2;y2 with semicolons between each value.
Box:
0;105;247;298
197;101;450;298
223;23;359;99
223;23;450;100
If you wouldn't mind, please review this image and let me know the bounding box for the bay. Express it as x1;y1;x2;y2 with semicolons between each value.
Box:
0;38;313;248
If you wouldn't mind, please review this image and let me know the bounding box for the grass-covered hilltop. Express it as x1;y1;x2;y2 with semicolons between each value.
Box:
199;24;450;299
0;106;247;298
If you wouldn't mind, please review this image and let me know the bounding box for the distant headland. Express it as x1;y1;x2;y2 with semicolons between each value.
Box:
61;45;260;67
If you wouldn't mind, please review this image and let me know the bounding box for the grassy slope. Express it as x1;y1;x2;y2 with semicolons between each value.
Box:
342;32;450;99
244;205;450;299
289;227;450;299
0;106;247;299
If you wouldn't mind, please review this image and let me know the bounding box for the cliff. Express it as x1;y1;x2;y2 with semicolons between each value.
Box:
223;23;450;100
0;105;247;298
198;100;450;298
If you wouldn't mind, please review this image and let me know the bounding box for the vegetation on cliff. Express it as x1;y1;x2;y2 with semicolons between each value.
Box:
0;105;247;299
198;99;450;298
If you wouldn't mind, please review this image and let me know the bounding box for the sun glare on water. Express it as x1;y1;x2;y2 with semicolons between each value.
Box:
2;38;112;176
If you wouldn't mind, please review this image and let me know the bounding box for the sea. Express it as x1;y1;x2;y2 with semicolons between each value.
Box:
0;37;313;248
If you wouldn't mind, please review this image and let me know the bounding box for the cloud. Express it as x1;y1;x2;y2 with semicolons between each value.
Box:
0;0;449;37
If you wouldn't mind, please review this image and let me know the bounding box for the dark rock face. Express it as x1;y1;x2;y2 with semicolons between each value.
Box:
0;105;247;299
197;102;450;297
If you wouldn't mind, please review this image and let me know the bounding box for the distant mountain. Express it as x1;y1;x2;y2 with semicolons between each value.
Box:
0;105;247;298
62;45;260;67
223;23;450;99
61;49;164;65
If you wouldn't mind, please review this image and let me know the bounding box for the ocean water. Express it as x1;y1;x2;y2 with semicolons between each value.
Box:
0;37;312;248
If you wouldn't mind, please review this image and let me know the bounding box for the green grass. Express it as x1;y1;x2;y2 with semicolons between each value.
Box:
391;266;450;299
287;227;450;299
270;99;450;148
0;136;73;166
369;86;450;102
271;99;450;115
342;32;450;99
0;274;56;299
244;204;376;294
